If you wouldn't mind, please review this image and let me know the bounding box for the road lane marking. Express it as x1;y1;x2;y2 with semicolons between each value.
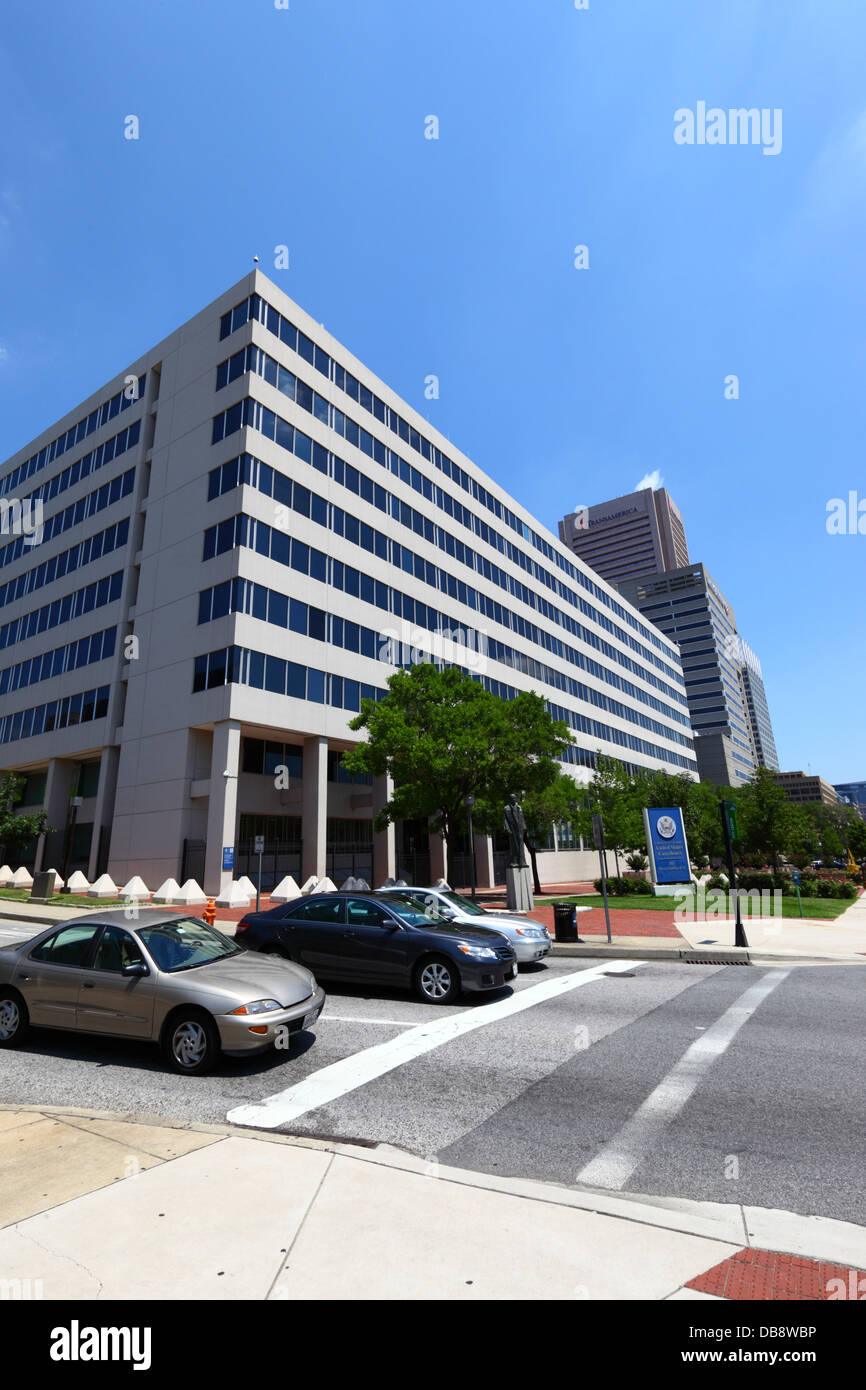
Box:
227;958;646;1129
576;968;790;1190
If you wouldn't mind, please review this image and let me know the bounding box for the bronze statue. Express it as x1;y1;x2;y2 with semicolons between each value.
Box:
504;793;528;868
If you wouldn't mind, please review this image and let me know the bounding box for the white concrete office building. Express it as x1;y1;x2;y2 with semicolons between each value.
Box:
0;273;697;893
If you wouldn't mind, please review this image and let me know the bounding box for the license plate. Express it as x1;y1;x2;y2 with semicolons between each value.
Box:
510;963;518;978
303;1008;321;1029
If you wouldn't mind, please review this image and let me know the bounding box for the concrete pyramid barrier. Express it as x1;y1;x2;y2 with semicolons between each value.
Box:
11;867;34;888
0;865;14;886
152;878;181;904
42;868;65;892
316;876;338;893
270;876;301;903
235;875;257;897
88;874;118;899
66;871;90;894
174;878;207;905
120;876;150;900
215;881;251;908
300;876;320;895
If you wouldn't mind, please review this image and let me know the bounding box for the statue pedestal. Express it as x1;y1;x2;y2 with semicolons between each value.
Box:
506;864;534;913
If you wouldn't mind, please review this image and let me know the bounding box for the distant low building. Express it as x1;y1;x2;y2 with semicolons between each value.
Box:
775;771;839;806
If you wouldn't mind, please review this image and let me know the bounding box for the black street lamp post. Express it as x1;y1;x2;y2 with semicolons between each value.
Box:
464;794;477;902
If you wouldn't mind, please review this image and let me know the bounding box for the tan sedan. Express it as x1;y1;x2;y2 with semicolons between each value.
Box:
0;909;325;1074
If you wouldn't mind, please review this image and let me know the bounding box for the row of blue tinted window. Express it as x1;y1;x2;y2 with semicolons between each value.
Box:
0;685;110;746
0;627;116;696
214;341;680;672
0;572;122;652
207;448;689;716
0;518;130;612
221;295;668;651
25;420;140;511
0;470;135;573
544;696;695;770
204;499;691;735
0;378;145;500
193;645;382;710
198;576;693;753
193;638;695;773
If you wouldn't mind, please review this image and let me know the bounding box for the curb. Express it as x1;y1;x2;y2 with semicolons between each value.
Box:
549;942;865;966
3;1102;865;1273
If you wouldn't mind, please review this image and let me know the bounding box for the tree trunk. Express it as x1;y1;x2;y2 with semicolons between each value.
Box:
525;836;541;896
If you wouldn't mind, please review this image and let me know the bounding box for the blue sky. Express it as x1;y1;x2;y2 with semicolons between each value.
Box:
1;0;863;783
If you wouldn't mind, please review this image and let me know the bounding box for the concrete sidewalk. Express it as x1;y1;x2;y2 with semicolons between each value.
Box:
0;1106;864;1300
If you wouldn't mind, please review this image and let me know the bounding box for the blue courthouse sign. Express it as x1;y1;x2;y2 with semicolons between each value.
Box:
222;847;235;871
643;806;691;885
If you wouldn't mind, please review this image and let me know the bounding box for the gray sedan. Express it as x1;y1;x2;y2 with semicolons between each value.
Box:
0;909;325;1075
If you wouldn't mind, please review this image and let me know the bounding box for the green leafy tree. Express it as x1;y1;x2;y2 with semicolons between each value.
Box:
342;664;570;853
576;755;644;878
0;774;51;863
515;771;585;895
738;766;797;871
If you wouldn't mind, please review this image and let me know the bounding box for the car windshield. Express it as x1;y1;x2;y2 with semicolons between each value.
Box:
137;917;244;973
439;891;487;917
399;889;487;920
382;897;441;928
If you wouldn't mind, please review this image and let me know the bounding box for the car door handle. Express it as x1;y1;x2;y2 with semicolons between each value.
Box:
342;931;356;938
19;974;31;982
81;983;95;989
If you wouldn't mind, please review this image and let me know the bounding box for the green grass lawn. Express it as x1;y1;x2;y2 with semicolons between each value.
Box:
0;888;129;908
537;893;855;920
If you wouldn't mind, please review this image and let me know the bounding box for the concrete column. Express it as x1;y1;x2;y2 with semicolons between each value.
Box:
302;736;328;881
87;747;119;881
36;759;77;874
372;775;396;886
204;719;242;896
429;829;447;885
474;833;495;890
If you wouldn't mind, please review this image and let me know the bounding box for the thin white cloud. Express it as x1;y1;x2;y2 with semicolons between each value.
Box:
635;469;663;491
0;346;9;366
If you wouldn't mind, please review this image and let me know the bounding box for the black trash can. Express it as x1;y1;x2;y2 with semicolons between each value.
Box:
553;901;578;943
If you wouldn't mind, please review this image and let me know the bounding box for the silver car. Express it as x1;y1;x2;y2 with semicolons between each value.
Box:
380;887;551;964
0;909;325;1075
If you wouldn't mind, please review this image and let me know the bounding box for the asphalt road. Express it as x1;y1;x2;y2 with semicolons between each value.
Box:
0;919;863;1225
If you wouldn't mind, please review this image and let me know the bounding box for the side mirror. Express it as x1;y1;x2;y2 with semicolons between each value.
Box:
122;961;149;977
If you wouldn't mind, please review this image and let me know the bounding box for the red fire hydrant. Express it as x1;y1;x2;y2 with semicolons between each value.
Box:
203;898;216;926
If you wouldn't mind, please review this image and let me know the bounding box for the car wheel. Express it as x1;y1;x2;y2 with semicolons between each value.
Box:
162;1008;220;1076
415;956;461;1005
0;989;28;1047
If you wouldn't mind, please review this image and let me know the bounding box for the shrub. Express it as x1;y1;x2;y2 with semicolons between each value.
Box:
707;873;728;890
816;879;855;899
593;876;653;896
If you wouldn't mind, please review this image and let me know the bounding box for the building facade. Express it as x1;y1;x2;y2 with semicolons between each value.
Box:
776;772;840;807
558;487;690;588
615;565;756;786
0;272;697;893
733;637;779;772
834;781;866;822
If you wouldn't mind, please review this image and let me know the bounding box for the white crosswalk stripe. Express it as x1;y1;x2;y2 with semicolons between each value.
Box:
228;958;646;1130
